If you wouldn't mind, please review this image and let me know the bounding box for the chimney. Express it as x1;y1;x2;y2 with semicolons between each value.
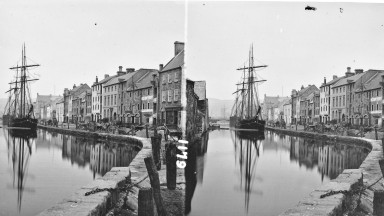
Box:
73;84;76;89
301;85;304;90
117;66;125;76
104;74;109;79
126;68;135;73
159;64;164;71
355;69;364;74
174;41;184;56
324;77;326;85
96;76;98;83
345;67;354;77
333;75;338;80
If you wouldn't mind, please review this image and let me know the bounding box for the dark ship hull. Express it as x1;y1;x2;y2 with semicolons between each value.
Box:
9;117;38;130
230;116;265;131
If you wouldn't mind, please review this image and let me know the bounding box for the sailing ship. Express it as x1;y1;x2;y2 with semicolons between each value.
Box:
230;44;266;131
3;44;39;130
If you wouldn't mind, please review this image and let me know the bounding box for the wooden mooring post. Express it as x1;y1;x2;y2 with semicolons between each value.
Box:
138;187;154;216
165;142;177;190
375;127;378;140
146;124;149;138
296;123;297;131
151;135;161;170
144;156;167;216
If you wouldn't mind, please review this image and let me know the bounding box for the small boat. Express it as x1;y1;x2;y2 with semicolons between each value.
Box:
230;44;267;131
3;44;39;131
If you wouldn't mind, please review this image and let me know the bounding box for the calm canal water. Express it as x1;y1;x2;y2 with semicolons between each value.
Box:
0;129;139;216
186;130;369;216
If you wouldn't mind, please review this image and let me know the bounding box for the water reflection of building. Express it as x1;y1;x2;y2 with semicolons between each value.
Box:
318;144;369;180
288;135;369;180
37;130;139;177
185;132;209;215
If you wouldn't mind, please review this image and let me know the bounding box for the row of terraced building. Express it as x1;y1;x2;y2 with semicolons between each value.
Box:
34;42;209;138
285;67;384;127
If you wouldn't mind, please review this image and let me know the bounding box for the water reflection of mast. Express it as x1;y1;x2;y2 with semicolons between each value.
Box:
10;132;34;212
234;131;264;213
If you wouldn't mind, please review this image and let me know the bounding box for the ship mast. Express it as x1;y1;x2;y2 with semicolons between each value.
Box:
9;44;40;118
236;44;267;120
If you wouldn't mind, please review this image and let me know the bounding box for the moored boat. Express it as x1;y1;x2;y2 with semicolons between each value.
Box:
3;44;39;131
230;44;267;132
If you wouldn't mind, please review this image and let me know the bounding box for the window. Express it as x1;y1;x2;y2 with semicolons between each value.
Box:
148;102;150;109
343;96;345;106
114;95;117;105
377;104;379;111
104;96;106;106
371;105;374;111
168;74;172;83
142;103;145;109
168;90;173;102
174;72;178;82
377;90;379;97
137;104;140;110
130;92;132;97
162;91;167;102
162;76;166;84
174;89;179;101
148;89;150;95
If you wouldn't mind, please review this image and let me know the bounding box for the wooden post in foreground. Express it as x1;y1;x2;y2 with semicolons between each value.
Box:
166;142;177;190
296;123;297;131
375;127;378;140
146;124;149;138
138;187;154;216
151;135;161;170
144;157;167;216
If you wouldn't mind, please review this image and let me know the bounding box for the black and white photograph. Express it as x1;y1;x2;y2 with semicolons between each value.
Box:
0;0;384;215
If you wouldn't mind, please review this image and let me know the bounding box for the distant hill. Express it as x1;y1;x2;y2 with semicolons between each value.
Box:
0;98;7;115
208;98;234;120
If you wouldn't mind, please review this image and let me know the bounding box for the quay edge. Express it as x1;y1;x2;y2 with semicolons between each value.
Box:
36;125;153;216
266;126;384;216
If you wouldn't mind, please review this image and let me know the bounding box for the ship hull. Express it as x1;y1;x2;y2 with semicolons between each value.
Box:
230;116;266;131
8;117;38;130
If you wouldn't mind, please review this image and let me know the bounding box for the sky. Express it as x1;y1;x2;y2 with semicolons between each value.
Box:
1;1;384;102
186;1;384;100
0;0;185;99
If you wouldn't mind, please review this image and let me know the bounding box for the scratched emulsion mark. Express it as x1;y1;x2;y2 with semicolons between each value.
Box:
305;5;317;11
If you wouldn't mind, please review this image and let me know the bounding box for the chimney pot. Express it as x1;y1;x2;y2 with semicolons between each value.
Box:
73;84;76;89
119;66;123;72
104;74;109;79
347;67;351;72
96;76;98;83
333;75;338;80
159;64;164;71
324;77;326;84
355;69;364;74
174;41;184;56
126;68;135;73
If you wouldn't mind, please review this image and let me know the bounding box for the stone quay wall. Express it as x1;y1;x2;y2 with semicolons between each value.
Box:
266;127;384;216
36;125;153;216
